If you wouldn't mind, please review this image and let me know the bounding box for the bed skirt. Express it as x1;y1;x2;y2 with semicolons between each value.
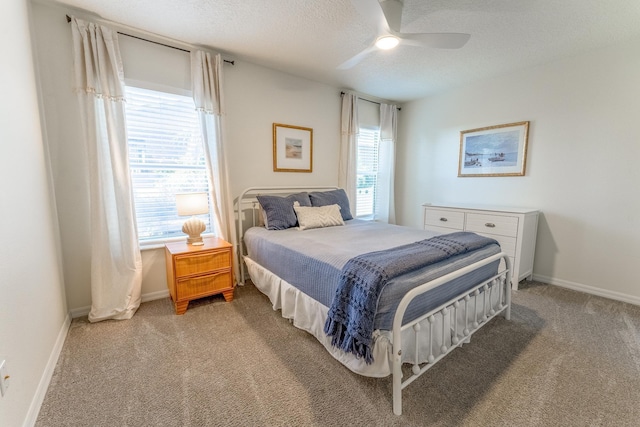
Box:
244;256;503;378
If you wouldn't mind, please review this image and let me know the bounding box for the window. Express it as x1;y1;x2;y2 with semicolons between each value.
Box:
356;127;380;218
125;85;211;242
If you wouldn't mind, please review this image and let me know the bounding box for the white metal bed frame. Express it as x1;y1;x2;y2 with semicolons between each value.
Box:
235;186;511;415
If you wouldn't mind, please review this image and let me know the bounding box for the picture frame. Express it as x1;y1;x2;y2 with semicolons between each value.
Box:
273;123;313;173
458;121;530;177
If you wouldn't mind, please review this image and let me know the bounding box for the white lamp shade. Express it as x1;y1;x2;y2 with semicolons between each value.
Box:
176;192;209;216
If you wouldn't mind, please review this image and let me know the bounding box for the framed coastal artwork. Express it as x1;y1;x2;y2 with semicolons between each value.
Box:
458;121;530;177
273;123;313;172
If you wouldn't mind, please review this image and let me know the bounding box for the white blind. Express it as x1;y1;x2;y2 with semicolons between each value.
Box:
356;127;380;218
125;86;211;241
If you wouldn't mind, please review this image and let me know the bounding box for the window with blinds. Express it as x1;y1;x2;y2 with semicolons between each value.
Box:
356;127;380;218
125;85;211;242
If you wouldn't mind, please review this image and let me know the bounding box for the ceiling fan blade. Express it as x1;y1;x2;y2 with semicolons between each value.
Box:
379;0;403;33
401;33;471;49
350;0;391;35
337;45;377;70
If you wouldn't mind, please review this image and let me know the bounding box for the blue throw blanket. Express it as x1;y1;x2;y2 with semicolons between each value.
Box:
323;231;498;364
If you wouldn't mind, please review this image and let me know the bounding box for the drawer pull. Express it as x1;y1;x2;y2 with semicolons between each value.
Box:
439;217;448;222
485;223;496;228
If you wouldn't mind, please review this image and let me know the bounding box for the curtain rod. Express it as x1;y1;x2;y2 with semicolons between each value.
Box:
66;15;234;65
340;91;400;110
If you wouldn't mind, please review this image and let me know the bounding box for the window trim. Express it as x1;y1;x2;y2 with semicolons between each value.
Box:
125;84;213;244
138;233;215;250
355;126;380;220
124;78;192;98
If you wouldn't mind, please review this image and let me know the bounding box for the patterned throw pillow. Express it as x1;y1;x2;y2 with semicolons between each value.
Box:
256;192;312;230
293;203;345;230
309;189;353;221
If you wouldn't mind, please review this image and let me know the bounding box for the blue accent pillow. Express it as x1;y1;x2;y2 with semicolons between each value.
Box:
256;192;312;230
309;189;353;221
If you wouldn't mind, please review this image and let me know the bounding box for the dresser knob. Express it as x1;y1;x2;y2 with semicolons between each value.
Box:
439;217;448;222
485;223;496;228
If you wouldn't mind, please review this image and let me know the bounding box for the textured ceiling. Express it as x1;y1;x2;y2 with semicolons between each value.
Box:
45;0;640;102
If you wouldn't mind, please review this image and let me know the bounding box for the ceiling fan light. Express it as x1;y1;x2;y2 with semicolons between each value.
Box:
375;35;400;50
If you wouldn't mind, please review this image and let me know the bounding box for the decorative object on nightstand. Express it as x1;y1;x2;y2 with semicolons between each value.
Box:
165;237;234;315
176;192;209;245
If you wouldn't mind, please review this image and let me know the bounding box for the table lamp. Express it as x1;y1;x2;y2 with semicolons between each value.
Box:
176;192;209;245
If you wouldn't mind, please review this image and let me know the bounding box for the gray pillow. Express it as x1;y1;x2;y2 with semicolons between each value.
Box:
309;189;353;221
256;192;312;230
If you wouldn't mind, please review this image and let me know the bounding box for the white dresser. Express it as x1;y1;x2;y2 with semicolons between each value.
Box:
422;203;539;290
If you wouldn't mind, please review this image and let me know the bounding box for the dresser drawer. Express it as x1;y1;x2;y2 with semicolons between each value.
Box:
475;233;516;258
497;257;515;277
422;203;538;290
466;213;518;237
176;271;232;300
175;249;230;277
424;209;465;230
424;225;462;235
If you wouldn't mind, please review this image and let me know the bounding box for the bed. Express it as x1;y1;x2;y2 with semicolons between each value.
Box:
235;186;512;415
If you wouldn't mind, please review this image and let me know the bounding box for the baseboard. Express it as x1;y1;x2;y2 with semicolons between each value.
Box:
23;313;71;427
141;289;169;303
69;289;170;319
532;274;640;307
69;305;90;319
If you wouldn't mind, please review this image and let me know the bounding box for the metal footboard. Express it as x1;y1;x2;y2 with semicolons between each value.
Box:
391;253;512;415
234;187;512;416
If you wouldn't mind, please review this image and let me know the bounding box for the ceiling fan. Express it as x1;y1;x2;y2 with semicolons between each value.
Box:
338;0;471;69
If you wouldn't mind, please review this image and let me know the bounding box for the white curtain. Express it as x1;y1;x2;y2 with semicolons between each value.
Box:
71;17;142;322
376;103;398;223
191;50;239;280
339;92;359;212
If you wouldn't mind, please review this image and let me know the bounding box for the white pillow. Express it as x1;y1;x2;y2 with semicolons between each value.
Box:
293;203;344;230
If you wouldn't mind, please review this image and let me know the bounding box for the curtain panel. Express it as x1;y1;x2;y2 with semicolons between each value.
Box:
190;50;239;280
70;17;142;322
339;92;359;212
377;103;398;224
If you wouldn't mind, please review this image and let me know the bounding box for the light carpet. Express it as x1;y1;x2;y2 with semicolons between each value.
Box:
36;281;640;426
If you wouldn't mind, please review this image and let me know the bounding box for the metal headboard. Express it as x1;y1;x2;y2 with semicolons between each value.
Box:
234;186;340;283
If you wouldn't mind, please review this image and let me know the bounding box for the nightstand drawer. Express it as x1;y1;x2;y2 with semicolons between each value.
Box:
177;271;232;300
175;249;230;277
466;213;518;237
424;209;465;230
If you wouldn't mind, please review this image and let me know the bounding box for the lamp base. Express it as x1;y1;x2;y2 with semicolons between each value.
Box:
186;235;204;245
183;217;206;245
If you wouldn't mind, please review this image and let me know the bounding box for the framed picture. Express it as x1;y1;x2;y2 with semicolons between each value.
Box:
458;121;530;177
273;123;313;172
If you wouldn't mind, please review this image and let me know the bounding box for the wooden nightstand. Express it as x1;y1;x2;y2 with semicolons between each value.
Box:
165;237;234;315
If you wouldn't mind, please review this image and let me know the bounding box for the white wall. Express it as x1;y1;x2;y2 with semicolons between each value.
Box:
18;2;639;423
0;0;68;425
31;1;343;309
396;37;640;303
225;61;340;196
31;2;91;311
